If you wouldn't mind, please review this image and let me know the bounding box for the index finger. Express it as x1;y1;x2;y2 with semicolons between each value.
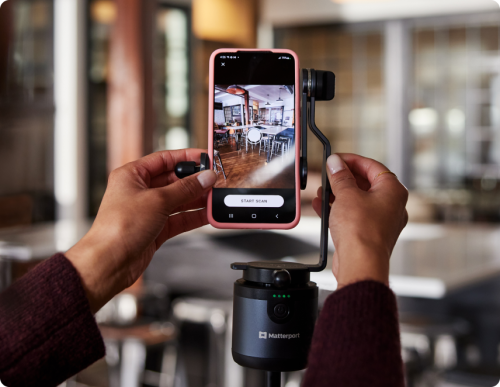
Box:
338;153;402;192
127;148;207;182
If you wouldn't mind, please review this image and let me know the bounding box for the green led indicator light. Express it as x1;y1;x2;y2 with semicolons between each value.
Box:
288;295;291;298
273;294;276;297
278;295;281;298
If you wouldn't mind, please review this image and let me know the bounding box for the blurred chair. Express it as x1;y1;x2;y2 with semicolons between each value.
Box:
240;128;249;147
271;138;289;160
439;367;500;387
259;134;271;156
228;128;236;143
277;128;295;145
0;243;31;292
172;297;243;387
400;314;470;387
95;284;177;387
213;150;227;180
0;195;33;229
214;130;228;149
101;323;177;387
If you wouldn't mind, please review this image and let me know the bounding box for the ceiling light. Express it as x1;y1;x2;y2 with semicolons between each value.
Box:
226;85;246;95
276;87;283;102
265;94;271;106
91;0;116;24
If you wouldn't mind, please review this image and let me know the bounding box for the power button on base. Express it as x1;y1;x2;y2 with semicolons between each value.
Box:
273;304;289;319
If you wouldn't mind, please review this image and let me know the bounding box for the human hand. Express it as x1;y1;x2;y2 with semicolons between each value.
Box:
312;154;408;288
65;149;216;313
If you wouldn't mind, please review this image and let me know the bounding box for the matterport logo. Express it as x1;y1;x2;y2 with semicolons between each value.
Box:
259;331;300;340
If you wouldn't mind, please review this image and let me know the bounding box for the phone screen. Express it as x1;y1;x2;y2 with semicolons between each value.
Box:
211;51;297;225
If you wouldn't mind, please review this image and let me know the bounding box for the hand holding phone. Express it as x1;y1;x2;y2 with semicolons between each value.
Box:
65;149;216;313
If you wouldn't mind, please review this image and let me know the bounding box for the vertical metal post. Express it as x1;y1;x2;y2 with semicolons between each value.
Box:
384;20;411;186
54;0;88;247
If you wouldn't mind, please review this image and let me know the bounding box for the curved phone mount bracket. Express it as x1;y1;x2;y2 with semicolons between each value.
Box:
232;69;335;274
300;68;335;272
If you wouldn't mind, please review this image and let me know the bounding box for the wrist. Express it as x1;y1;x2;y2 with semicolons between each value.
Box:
65;232;124;314
335;241;390;289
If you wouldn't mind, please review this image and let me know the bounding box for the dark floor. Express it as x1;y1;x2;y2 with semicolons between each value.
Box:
214;138;295;189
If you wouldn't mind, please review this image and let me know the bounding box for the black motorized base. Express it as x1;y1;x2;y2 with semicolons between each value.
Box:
232;350;307;372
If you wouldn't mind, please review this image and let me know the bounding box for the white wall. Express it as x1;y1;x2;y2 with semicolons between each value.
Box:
221;96;243;107
214;109;225;125
261;0;499;26
283;98;294;126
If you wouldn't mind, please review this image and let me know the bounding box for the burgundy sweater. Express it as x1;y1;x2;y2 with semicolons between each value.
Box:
0;254;404;387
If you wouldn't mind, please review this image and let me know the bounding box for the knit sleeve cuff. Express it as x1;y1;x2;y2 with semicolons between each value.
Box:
303;280;405;387
0;253;105;387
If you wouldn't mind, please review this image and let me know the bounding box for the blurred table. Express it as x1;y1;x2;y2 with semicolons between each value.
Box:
2;218;500;300
148;219;500;300
279;219;500;299
0;219;93;287
0;219;92;260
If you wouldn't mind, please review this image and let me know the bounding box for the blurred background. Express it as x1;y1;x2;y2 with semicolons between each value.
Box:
2;0;500;386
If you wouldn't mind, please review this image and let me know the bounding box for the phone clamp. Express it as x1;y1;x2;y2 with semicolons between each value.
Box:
231;68;335;387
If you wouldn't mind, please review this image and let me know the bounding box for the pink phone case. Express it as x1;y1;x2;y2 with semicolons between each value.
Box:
207;48;301;230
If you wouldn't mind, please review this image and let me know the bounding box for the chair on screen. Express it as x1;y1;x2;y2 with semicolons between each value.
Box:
246;128;261;152
259;134;271;156
214;130;228;149
271;139;287;160
279;128;295;145
272;133;292;160
213;150;227;179
239;128;249;147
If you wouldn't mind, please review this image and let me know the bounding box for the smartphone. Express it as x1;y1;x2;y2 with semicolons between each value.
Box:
208;49;300;229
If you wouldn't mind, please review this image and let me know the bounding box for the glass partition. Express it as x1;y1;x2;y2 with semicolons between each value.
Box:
275;25;385;171
87;1;191;216
0;0;55;226
155;7;191;151
409;17;500;221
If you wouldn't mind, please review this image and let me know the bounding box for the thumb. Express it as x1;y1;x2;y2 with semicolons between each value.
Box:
161;170;216;212
326;154;357;196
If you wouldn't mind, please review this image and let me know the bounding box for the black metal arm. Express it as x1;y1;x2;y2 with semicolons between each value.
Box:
300;68;335;273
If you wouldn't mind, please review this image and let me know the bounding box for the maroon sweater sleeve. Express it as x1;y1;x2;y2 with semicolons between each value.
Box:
0;253;105;387
303;280;405;387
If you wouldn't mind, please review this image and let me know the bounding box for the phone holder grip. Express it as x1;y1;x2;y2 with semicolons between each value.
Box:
174;153;210;179
175;161;197;179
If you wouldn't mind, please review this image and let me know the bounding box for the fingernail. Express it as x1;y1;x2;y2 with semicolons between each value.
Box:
197;170;216;188
327;154;345;175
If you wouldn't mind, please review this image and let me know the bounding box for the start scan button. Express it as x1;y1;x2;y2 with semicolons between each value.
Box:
224;195;284;208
